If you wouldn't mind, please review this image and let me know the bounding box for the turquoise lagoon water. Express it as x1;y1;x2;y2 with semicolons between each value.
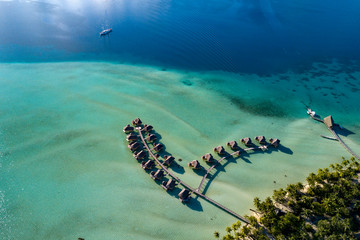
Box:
1;0;360;239
0;61;359;239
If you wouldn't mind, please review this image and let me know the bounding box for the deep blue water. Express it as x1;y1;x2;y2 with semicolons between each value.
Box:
1;0;360;73
1;2;360;239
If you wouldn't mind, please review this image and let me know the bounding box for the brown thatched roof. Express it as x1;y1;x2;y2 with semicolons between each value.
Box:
142;160;154;169
123;124;134;133
254;136;266;144
202;153;214;162
269;138;280;148
213;146;225;155
143;124;153;132
131;118;142;126
324;115;334;129
134;150;146;160
153;169;164;179
227;141;239;150
178;189;190;199
154;143;164;152
128;142;141;151
126;133;138;142
163;179;176;190
188;160;201;169
164;155;175;166
241;137;252;146
146;134;157;142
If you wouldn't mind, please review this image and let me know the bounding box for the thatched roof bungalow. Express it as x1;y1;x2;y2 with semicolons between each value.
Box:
213;146;225;155
188;160;201;169
126;133;138;142
241;137;252;146
141;160;154;169
269;138;280;148
324;115;334;129
161;179;177;191
146;134;157;143
150;169;164;180
226;141;239;150
153;143;164;152
123;124;134;134
131;118;142;126
128;142;141;152
254;136;266;144
163;155;175;166
178;189;191;202
133;150;146;160
143;124;153;132
201;153;215;163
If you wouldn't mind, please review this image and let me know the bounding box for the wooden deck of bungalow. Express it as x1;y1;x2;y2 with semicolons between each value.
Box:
137;127;250;224
309;112;360;161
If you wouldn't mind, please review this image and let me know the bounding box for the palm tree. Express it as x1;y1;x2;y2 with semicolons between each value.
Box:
214;231;220;238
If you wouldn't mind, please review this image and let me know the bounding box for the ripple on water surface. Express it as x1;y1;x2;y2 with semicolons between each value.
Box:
0;61;359;239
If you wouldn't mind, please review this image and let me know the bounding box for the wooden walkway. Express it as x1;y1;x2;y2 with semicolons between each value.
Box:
309;114;360;161
197;146;269;193
328;128;360;161
137;128;250;224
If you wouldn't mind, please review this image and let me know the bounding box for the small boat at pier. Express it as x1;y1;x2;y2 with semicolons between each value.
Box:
307;108;316;117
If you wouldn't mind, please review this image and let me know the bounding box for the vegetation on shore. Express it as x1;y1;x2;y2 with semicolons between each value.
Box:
215;157;360;239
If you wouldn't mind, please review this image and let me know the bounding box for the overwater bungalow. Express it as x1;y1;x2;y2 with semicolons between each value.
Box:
324;115;334;129
153;143;164;152
131;118;142;126
126;133;138;142
241;137;252;146
146;134;157;143
213;146;225;155
226;141;239;150
178;189;191;203
161;179;177;191
133;150;146;160
188;160;201;169
254;136;266;144
141;160;155;169
269;138;280;148
150;169;164;180
143;124;153;132
123;124;134;134
128;142;141;152
201;153;215;163
163;155;175;166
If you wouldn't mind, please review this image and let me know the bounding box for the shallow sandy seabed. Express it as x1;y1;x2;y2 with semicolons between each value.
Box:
0;61;359;239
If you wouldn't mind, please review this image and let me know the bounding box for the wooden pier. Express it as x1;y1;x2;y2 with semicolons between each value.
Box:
137;127;250;224
328;128;360;161
309;112;360;161
196;146;269;193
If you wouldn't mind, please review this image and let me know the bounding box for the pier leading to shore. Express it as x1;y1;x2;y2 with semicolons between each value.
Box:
124;118;283;223
136;127;249;223
308;111;360;161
